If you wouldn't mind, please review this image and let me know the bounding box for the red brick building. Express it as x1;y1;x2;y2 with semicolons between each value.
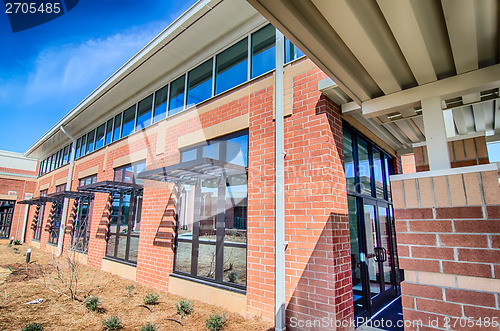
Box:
3;1;499;330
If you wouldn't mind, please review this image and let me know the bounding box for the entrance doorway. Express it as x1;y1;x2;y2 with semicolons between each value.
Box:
0;200;15;238
350;196;400;318
343;124;401;320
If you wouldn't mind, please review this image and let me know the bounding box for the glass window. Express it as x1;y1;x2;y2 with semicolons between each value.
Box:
106;162;144;264
113;113;122;142
373;150;384;199
357;139;371;195
169;75;186;116
121;106;136;137
153;85;168;123
75;138;81;159
344;130;356;192
285;38;305;63
85;129;96;154
95;124;106;150
136;95;153;130
175;132;248;289
62;146;69;164
384;156;392;201
251;24;275;78
216;38;248;95
105;119;113;145
79;135;87;158
48;200;63;245
187;59;213;108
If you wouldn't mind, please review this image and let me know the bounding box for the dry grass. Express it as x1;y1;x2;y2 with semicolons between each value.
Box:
0;242;272;331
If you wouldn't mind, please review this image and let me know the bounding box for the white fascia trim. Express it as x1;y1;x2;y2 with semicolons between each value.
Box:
24;0;220;157
412;131;486;147
390;163;498;181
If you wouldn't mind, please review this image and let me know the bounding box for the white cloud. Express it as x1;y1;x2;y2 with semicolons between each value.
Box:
22;22;165;105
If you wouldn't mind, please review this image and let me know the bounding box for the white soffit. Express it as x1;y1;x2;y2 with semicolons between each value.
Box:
248;0;500;146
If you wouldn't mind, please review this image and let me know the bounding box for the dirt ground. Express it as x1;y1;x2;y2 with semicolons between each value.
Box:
0;242;272;331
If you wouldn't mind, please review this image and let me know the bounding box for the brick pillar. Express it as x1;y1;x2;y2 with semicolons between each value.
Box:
392;165;500;329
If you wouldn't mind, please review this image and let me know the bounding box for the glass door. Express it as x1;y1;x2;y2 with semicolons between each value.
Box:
362;199;398;313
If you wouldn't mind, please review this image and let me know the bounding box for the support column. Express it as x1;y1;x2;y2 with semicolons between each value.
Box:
421;97;451;170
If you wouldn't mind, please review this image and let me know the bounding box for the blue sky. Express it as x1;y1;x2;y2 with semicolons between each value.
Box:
0;0;195;153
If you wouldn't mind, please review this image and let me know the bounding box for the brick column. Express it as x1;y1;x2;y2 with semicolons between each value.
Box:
392;165;500;330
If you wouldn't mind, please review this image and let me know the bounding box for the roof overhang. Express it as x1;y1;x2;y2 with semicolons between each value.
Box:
248;0;500;148
26;0;265;159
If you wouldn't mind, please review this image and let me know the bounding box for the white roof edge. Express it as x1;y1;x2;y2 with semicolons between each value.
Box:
0;149;37;161
24;0;220;157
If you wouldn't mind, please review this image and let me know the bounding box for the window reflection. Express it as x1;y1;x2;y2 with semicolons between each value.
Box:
216;38;248;95
187;59;213;108
169;75;185;116
251;24;275;78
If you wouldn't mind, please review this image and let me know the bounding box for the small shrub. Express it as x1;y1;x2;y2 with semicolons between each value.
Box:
175;299;193;317
12;247;20;254
139;323;159;331
22;323;44;331
125;284;135;297
102;316;121;330
143;292;159;305
13;239;21;245
84;295;101;311
227;271;238;283
205;313;226;331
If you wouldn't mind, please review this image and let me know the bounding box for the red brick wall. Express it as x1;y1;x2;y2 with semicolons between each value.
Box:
0;175;37;240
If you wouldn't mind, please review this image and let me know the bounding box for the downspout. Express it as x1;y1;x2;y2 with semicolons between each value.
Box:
57;125;77;256
275;29;286;331
20;201;30;243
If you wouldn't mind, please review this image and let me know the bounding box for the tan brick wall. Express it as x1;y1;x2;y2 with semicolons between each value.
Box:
392;166;500;329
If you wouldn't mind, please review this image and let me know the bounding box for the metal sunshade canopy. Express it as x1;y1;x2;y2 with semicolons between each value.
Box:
137;158;247;184
18;196;60;205
47;190;94;200
77;180;143;194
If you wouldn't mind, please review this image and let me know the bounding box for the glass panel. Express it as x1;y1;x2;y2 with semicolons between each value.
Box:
121;105;136;137
378;207;393;291
75;138;81;159
106;235;116;257
216;38;248;95
343;130;356;192
178;185;195;241
187;58;213;108
384;156;392;201
129;236;139;262
181;149;197;162
79;135;87;157
197;244;216;279
130;191;142;236
251;24;275;78
169;75;185;116
62;146;69;164
285;38;305;63
119;193;131;235
223;246;246;286
373;150;384;199
226;134;248;167
109;194;120;235
199;181;218;243
116;235;127;260
113;113;122;142
86;129;95;154
153;85;168;123
136;95;153;130
95;124;105;150
348;196;365;316
364;204;380;297
105;119;113;145
358;139;371;196
202;142;219;160
225;175;247;244
175;241;192;274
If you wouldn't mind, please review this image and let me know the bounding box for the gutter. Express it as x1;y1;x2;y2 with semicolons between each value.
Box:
274;29;286;331
57;125;77;256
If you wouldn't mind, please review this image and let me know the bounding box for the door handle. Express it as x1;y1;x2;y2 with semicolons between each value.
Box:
374;247;387;263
